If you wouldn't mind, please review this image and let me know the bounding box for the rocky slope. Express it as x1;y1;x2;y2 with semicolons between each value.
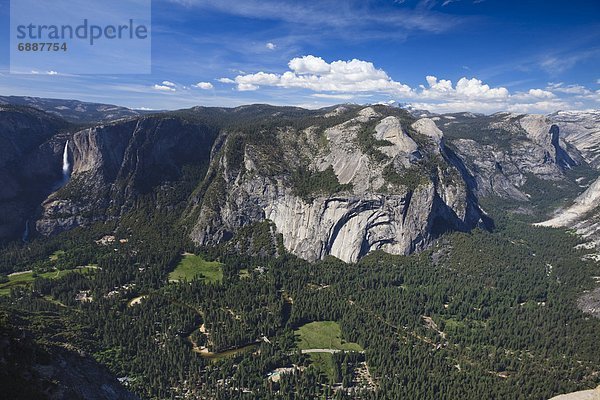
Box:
549;386;600;400
188;107;597;263
0;310;139;400
0;106;70;241
549;110;600;169
36;113;220;235
537;176;600;249
190;105;486;263
537;176;600;226
436;112;588;203
2;100;598;263
532;111;600;251
33;105;325;237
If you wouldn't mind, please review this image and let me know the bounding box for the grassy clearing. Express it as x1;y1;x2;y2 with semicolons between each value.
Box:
295;321;363;351
0;267;94;296
169;254;223;283
295;321;363;381
49;250;65;261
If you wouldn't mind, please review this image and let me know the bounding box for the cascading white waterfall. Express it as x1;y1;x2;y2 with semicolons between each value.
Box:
22;220;29;243
62;140;71;180
51;140;71;191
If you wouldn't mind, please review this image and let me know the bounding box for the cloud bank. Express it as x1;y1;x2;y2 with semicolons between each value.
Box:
218;55;599;113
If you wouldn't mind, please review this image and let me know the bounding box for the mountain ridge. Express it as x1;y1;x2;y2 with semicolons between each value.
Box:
2;97;597;263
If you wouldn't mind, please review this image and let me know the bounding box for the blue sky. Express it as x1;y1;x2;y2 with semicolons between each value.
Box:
0;0;598;113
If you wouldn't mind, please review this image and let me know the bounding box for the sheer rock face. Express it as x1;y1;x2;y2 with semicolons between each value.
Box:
519;114;577;170
411;118;443;146
234;183;440;263
189;108;599;263
0;107;68;241
190;108;484;263
374;116;419;161
549;110;600;168
440;112;586;201
36;116;218;236
4;102;598;262
263;189;437;263
442;111;600;254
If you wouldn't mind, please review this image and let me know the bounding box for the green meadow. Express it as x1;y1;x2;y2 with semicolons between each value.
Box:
169;254;223;283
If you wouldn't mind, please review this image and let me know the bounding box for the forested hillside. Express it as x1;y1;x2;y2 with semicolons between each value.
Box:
1;191;599;399
0;102;599;399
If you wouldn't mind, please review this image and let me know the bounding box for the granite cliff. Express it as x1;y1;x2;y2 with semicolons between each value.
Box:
189;105;489;262
1;101;598;264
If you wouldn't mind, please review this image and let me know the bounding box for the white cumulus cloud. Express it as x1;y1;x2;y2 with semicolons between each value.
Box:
194;82;214;90
527;88;555;98
161;81;176;87
288;55;331;75
420;76;509;100
266;42;276;50
223;55;413;95
153;84;176;92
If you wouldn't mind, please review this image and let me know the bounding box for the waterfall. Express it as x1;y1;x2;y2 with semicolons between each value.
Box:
22;220;29;243
62;140;71;180
51;140;71;191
